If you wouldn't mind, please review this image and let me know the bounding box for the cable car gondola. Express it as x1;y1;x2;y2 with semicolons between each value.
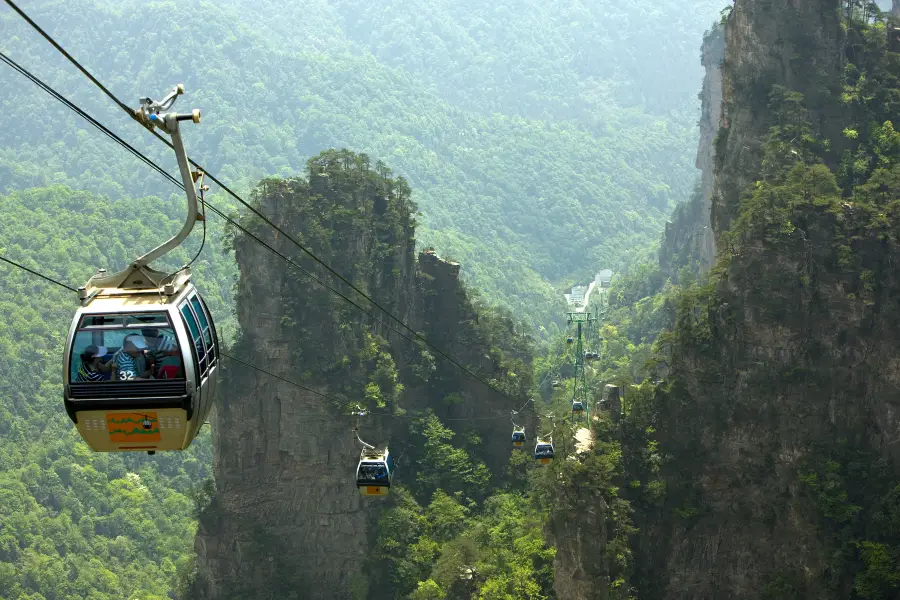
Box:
353;418;392;496
551;379;561;389
572;400;585;414
512;428;526;447
356;447;393;496
566;336;574;345
62;86;217;454
534;439;554;464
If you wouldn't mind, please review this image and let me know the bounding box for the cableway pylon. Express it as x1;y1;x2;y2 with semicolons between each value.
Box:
567;311;593;425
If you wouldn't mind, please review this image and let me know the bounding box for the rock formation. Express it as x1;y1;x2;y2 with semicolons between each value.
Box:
558;1;900;598
639;1;900;597
695;26;724;268
190;152;533;599
659;25;723;281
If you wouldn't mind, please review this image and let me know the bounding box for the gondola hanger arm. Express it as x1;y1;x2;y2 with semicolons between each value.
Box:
353;425;375;451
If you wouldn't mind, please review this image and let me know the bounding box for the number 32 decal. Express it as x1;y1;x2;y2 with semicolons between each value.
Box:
119;370;136;380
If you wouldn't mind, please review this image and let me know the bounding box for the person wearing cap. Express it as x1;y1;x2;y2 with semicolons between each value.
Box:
112;335;154;380
141;327;182;377
76;345;117;382
142;328;179;358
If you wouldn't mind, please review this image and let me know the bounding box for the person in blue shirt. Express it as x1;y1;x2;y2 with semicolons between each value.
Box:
112;335;153;380
76;345;117;382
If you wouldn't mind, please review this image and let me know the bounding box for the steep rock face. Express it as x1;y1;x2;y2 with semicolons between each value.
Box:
713;0;844;232
415;250;536;474
192;152;533;599
638;1;900;599
546;391;634;600
549;491;609;600
659;25;723;280
193;157;416;599
649;191;900;599
695;26;725;268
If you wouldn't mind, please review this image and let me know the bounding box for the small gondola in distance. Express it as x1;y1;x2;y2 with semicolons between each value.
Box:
356;447;393;496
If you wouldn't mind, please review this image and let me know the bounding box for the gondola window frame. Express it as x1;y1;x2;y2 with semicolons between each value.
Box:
189;295;216;366
196;294;219;364
179;292;219;434
179;292;217;378
179;301;207;377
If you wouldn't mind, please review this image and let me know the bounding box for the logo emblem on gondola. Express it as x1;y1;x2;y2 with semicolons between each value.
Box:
107;412;161;442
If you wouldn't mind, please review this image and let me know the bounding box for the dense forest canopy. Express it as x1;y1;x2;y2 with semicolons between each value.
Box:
0;0;724;332
0;187;234;599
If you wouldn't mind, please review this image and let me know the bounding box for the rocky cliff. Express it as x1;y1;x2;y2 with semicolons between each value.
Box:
547;479;609;600
659;25;724;280
639;1;900;598
557;2;900;598
544;385;638;600
190;151;533;599
713;0;845;231
694;25;725;270
546;23;731;600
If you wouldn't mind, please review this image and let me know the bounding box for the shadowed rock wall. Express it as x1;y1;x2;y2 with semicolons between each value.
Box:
191;153;534;599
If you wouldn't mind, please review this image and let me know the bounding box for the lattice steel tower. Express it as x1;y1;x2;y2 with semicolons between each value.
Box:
567;311;593;424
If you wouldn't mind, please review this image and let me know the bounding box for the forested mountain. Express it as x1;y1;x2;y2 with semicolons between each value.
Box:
4;0;899;595
0;1;726;595
12;0;879;598
0;187;235;598
543;2;900;599
1;0;724;333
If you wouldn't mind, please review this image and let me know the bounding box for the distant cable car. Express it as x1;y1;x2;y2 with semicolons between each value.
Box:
566;336;574;344
62;85;216;454
353;419;392;497
551;379;561;389
534;439;554;464
512;429;526;447
572;400;585;413
356;448;393;496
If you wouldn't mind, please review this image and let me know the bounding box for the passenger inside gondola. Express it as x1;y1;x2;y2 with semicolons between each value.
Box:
535;443;554;458
69;313;185;383
142;328;183;378
76;345;116;382
112;335;154;380
357;463;389;485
